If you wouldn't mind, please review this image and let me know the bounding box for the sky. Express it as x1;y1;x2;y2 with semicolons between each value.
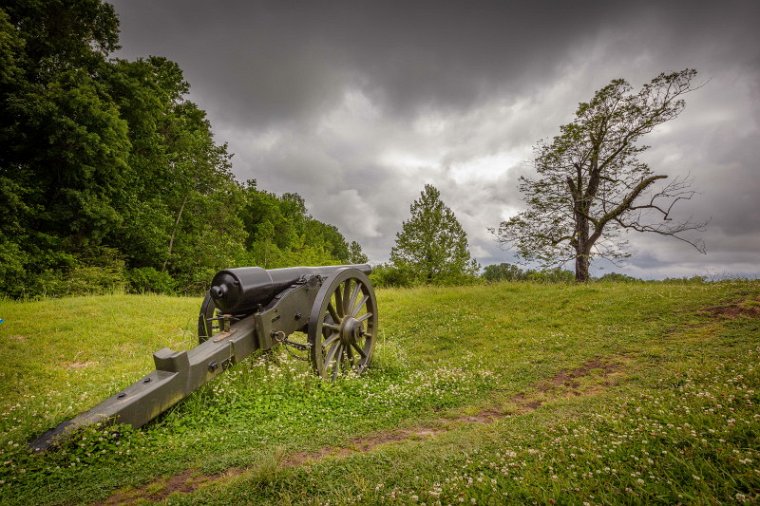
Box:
109;0;760;279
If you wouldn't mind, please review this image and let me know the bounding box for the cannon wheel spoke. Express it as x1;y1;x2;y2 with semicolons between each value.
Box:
342;280;352;316
346;342;355;367
323;322;340;333
323;333;340;349
351;341;367;359
349;283;362;314
334;288;344;318
351;295;369;317
327;302;340;324
308;268;378;380
356;312;373;323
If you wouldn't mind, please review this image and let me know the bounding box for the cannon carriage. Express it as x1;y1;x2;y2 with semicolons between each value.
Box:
31;264;377;451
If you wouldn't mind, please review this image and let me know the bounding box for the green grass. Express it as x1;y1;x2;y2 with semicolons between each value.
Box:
0;281;759;505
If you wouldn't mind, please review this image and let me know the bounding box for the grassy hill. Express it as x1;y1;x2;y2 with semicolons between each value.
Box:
1;282;759;504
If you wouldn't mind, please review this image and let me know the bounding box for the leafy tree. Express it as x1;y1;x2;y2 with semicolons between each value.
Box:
2;0;119;66
391;184;478;284
102;55;248;290
104;56;190;270
369;263;413;288
481;263;577;283
524;267;575;283
155;102;245;279
0;9;28;294
305;221;350;263
239;182;357;269
482;263;527;282
0;0;129;295
348;241;368;264
494;69;706;282
0;1;246;295
595;272;639;283
0;0;365;297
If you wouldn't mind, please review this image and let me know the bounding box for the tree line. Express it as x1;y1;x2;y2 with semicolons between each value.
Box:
0;1;365;298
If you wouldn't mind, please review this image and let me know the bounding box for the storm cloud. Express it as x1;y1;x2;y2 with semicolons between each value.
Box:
111;0;760;278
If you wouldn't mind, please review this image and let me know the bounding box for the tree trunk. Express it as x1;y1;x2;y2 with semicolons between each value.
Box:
575;201;594;283
574;204;591;282
575;251;590;282
162;192;189;272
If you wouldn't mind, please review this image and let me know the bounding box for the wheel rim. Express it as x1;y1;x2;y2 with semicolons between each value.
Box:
198;292;221;343
308;269;378;379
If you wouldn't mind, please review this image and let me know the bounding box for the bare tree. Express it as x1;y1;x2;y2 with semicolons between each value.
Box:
493;69;706;281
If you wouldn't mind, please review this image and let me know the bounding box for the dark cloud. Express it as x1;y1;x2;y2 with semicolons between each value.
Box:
110;0;760;277
113;1;598;124
112;1;760;123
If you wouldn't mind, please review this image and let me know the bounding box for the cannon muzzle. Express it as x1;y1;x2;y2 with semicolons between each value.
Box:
209;264;371;314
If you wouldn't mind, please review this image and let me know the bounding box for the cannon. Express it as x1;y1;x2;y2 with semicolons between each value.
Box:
31;264;377;451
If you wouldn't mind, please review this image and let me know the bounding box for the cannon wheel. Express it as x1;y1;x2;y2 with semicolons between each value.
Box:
197;292;219;343
308;268;378;379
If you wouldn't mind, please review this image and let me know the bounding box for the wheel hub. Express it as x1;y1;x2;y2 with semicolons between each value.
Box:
340;317;362;346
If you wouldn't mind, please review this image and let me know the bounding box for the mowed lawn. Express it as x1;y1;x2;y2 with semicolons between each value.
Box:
0;281;759;505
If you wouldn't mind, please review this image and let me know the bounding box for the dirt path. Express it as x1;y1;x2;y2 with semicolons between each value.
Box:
99;356;625;505
703;296;760;318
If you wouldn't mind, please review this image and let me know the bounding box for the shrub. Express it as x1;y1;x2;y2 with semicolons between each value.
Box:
525;268;575;283
0;240;28;297
29;265;127;298
127;267;177;294
595;272;640;283
66;265;127;295
370;263;415;288
662;275;706;284
482;263;527;282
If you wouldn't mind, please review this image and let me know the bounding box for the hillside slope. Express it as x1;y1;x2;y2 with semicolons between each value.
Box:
1;282;759;504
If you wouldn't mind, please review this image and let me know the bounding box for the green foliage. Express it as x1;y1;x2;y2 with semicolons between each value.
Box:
127;267;177;294
348;241;369;264
596;272;640;283
525;267;575;283
369;263;415;288
239;182;357;271
0;1;362;298
61;265;126;296
482;262;527;282
0;238;26;296
1;0;131;296
24;252;127;298
481;263;575;283
390;185;479;285
663;275;707;284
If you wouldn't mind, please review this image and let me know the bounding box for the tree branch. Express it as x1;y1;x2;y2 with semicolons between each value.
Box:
589;174;667;245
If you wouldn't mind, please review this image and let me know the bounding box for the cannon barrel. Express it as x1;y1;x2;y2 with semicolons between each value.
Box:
209;264;372;314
